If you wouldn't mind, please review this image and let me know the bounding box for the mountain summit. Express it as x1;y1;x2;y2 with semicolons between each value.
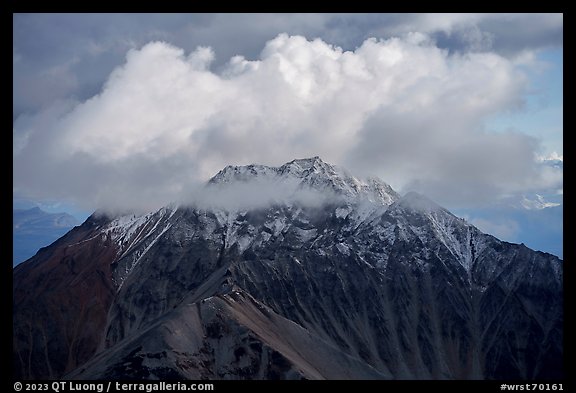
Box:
13;157;562;380
207;156;399;207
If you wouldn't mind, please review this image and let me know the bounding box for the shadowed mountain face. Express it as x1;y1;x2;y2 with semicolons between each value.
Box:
13;157;562;380
13;207;79;266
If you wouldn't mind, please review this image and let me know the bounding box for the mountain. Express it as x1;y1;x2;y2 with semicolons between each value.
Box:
13;207;79;266
452;189;563;259
13;157;562;380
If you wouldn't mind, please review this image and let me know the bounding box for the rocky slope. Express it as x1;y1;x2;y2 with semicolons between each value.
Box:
13;157;563;380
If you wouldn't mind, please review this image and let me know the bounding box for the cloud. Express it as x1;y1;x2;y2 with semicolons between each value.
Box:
187;177;339;213
13;14;563;119
403;14;562;54
13;34;561;212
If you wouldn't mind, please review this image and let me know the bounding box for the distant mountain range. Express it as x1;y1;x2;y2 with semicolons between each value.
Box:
13;158;562;380
13;207;79;266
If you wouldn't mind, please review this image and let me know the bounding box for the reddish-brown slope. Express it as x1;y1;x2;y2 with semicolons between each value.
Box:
13;221;118;379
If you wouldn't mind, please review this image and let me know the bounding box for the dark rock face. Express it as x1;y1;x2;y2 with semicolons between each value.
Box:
13;158;562;380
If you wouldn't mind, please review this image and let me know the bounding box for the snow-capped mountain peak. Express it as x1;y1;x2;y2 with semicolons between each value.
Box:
279;156;326;175
208;163;277;184
209;156;337;184
208;157;399;207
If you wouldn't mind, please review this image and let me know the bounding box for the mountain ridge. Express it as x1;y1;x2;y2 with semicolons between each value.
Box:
13;157;562;380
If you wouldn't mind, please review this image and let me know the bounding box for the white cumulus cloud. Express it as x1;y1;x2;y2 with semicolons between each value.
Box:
13;34;560;212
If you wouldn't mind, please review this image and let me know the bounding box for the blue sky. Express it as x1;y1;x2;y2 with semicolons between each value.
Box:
485;47;562;156
13;13;563;256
